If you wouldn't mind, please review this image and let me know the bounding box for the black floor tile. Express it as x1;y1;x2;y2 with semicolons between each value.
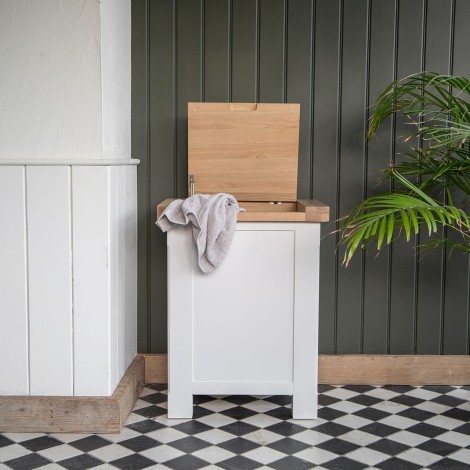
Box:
110;454;156;470
19;436;63;452
397;407;435;422
405;422;446;438
318;394;342;406
429;458;470;469
139;392;168;404
382;385;414;394
0;435;14;448
263;396;292;406
58;454;103;470
265;422;306;437
354;407;390;422
417;438;460;456
322;456;368;470
118;435;159;452
376;457;422;470
318;407;347;420
267;437;310;454
359;422;400;437
431;395;467;407
348;394;382;406
133;404;167;418
268;456;313;470
218;437;258;454
316;437;359;455
343;385;375;393
168;436;211;453
173;420;213;436
223;396;258;406
219;421;259;437
126;418;165;434
67;435;111;452
220;405;258;420
389;395;425;407
265;406;292;420
5;454;50;470
218;455;263;470
442;407;470;422
368;438;410;456
313;422;351;437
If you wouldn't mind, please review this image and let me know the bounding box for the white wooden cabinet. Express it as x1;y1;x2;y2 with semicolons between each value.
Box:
167;222;321;419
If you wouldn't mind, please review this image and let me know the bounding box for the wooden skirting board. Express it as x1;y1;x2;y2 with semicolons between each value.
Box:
0;356;144;433
143;354;470;386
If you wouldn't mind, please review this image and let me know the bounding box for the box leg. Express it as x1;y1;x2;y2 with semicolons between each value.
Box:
167;227;194;419
292;224;320;419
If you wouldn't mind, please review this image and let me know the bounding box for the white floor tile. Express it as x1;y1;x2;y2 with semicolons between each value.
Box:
322;388;360;401
447;388;470;401
399;448;443;466
146;427;188;444
415;401;451;415
292;430;332;446
97;426;140;442
405;388;440;401
242;400;282;413
388;430;430;446
140;444;185;462
37;444;82;461
436;430;470;447
196;413;237;428
190;429;234;445
192;445;236;464
198;399;237;413
371;401;408;415
243;446;286;465
378;414;418;429
242;429;284;445
333;414;373;429
327;400;365;414
0;443;32;461
241;414;282;429
448;448;470;464
88;443;134;461
346;447;389;466
425;414;465;430
363;388;400;401
339;430;382;446
294;447;338;464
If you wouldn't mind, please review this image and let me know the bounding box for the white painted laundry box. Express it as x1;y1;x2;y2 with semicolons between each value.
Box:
158;103;329;419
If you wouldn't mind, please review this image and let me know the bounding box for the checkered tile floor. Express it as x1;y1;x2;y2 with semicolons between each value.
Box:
2;385;470;469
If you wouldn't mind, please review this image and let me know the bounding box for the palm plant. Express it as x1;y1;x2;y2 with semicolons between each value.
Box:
340;71;470;266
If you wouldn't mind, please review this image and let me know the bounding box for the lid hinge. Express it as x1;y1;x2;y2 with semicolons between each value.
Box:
189;174;195;197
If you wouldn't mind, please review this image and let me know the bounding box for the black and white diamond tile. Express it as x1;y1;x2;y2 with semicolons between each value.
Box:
2;383;470;469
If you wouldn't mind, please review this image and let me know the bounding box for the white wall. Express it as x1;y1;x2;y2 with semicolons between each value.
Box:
0;0;102;158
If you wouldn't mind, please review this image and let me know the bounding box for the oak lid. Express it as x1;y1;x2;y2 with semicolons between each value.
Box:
188;102;300;202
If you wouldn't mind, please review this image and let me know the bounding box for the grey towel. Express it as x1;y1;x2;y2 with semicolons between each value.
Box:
156;193;245;273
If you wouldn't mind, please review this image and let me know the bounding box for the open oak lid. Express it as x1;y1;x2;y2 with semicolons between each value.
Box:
188;102;300;202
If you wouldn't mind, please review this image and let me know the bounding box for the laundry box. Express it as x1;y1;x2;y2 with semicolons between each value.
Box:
157;103;329;419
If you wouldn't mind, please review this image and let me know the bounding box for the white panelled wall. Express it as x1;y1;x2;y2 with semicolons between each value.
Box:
0;163;137;396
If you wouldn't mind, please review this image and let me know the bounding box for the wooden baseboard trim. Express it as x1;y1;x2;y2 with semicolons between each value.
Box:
0;356;144;433
143;354;470;386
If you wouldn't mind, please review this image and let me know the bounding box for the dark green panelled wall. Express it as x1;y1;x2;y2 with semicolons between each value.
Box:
132;0;470;355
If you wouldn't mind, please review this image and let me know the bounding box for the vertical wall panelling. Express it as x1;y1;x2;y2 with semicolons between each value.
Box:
204;0;230;102
132;0;151;353
231;0;258;102
389;0;426;354
442;0;470;354
336;0;368;354
0;167;28;395
27;166;73;395
147;0;175;353
415;0;453;354
134;0;470;355
286;0;313;199
176;0;202;197
72;167;112;396
363;0;396;354
258;0;285;102
313;0;341;353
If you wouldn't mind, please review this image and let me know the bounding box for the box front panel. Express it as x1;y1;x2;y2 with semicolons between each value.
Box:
193;228;295;385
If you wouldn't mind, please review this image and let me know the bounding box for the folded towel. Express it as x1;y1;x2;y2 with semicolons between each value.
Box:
156;193;245;273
